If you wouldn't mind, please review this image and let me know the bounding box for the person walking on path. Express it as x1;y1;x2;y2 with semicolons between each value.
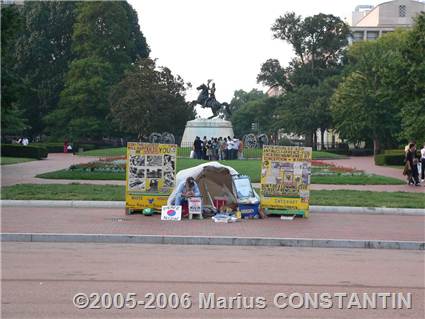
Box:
420;143;425;182
404;143;420;186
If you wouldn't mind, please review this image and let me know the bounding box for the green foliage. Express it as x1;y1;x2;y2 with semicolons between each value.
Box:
331;31;408;154
398;13;425;142
13;1;77;137
1;4;29;136
255;12;349;147
231;97;279;137
374;154;405;166
1;144;48;159
44;57;114;139
110;58;195;139
256;59;287;88
72;1;149;79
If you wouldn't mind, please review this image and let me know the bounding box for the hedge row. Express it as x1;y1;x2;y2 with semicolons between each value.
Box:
32;143;97;153
1;144;48;159
374;154;404;166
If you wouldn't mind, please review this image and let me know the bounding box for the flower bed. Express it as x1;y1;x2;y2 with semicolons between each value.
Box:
69;157;126;173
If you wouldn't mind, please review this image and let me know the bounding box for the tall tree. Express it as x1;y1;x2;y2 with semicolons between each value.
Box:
47;1;150;139
44;57;114;139
1;4;28;136
72;1;149;80
110;59;195;139
331;31;407;154
13;1;77;137
398;13;425;142
256;12;349;147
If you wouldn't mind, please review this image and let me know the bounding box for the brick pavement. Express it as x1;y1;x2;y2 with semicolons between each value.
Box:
2;207;424;242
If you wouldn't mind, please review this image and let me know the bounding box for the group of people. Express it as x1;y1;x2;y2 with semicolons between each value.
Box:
192;136;243;161
403;142;425;186
15;137;29;146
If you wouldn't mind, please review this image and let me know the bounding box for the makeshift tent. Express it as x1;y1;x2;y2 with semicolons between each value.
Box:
168;162;250;209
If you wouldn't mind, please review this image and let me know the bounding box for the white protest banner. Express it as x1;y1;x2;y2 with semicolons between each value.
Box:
161;206;182;221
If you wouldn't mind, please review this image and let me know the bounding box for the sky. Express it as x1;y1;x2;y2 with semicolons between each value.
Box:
128;0;385;117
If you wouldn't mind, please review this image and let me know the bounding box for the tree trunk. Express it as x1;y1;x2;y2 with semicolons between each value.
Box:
373;137;381;156
320;128;326;150
305;132;313;148
313;131;318;151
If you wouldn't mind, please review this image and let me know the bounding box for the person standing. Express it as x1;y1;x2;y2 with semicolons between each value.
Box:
226;137;234;160
238;138;244;160
420;143;425;182
404;143;419;186
202;136;207;160
220;137;227;160
232;137;240;160
193;136;202;160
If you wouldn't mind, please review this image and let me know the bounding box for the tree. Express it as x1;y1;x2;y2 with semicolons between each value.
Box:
331;31;407;154
1;4;28;136
229;89;266;114
72;1;149;80
44;57;114;139
110;59;195;139
13;1;77;137
398;13;425;142
257;12;349;147
256;59;287;89
260;12;349;88
46;1;150;139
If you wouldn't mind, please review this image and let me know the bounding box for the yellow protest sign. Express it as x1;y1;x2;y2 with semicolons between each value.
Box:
125;142;177;211
260;145;312;217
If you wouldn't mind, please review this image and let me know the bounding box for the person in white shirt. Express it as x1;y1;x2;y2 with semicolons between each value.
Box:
421;143;425;182
232;137;240;160
226;137;234;160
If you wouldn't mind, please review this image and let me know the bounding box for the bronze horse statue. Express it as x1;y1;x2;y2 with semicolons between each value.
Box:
190;82;231;120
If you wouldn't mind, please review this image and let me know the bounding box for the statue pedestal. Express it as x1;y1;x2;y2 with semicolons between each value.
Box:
180;118;234;146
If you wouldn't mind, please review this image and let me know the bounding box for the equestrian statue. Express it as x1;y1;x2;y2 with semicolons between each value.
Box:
190;79;232;120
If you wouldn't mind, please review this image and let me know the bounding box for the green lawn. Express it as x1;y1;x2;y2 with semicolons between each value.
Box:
2;184;424;208
311;175;404;185
37;158;403;185
79;147;345;160
0;157;36;165
1;184;125;201
310;190;425;208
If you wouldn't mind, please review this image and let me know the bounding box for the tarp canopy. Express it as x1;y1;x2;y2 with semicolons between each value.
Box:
168;162;239;208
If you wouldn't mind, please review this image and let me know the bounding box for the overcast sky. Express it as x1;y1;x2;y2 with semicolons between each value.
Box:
128;0;385;117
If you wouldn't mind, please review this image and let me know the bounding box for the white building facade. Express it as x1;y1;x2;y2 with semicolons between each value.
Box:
350;0;425;43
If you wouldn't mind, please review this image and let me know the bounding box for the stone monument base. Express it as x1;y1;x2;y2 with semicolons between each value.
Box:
180;118;234;146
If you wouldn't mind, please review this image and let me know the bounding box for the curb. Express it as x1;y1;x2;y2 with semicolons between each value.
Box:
1;233;423;250
1;200;424;215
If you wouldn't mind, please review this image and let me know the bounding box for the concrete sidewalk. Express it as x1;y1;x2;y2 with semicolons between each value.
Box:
2;207;424;244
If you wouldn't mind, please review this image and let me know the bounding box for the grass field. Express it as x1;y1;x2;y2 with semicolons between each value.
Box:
2;184;424;208
79;147;346;160
0;157;36;165
37;158;403;185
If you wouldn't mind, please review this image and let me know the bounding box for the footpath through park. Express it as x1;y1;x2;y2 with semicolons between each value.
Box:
1;153;424;193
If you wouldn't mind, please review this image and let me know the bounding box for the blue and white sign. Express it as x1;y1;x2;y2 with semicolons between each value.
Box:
161;205;182;221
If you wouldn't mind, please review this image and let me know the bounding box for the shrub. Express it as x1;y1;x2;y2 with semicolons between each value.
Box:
374;154;404;166
349;148;374;156
384;149;404;155
33;142;65;153
1;144;48;159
